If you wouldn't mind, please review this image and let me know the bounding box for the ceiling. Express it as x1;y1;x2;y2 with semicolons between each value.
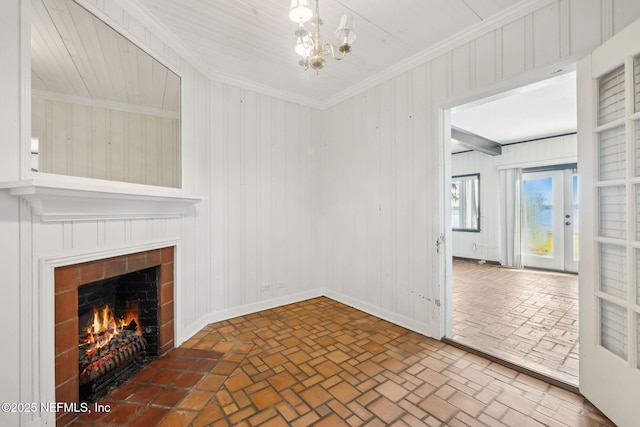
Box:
450;71;577;153
124;0;542;107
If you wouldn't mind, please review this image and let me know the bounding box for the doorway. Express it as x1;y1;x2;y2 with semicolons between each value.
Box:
445;71;579;387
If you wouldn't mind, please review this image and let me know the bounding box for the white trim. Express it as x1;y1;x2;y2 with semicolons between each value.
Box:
36;239;180;427
0;177;204;222
32;90;180;120
177;288;434;348
177;289;325;346
324;290;431;337
324;0;558;108
496;156;577;170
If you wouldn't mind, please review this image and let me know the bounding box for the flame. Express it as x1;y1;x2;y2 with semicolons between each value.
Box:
80;304;141;355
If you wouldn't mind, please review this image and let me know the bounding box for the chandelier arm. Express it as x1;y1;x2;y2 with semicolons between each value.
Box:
323;42;347;60
299;34;314;50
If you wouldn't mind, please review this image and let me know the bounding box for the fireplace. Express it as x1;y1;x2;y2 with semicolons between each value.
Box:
77;266;159;402
54;247;174;425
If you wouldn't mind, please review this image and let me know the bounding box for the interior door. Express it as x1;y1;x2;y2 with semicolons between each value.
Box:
577;17;640;427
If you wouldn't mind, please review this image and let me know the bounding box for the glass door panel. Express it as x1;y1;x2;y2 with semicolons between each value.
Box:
522;170;564;270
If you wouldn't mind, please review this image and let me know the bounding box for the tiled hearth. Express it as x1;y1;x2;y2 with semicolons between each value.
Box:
54;247;175;426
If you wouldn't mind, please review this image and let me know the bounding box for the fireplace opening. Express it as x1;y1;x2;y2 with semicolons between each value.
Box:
77;267;159;402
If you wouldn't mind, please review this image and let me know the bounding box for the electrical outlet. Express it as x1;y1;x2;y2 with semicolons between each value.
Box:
277;281;286;288
262;283;272;291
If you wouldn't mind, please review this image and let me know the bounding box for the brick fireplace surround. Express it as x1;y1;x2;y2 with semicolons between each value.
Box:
54;247;175;426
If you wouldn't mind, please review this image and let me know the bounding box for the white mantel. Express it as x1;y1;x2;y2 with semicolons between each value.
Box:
0;175;204;222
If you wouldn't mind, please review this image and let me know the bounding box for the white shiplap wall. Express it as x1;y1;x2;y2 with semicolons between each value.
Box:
317;66;438;336
451;134;578;261
207;83;316;318
315;0;640;339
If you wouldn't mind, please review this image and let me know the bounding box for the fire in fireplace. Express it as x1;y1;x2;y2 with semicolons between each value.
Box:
77;267;159;402
78;304;146;385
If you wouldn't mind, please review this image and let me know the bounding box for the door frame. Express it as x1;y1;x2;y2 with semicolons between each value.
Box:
440;64;579;339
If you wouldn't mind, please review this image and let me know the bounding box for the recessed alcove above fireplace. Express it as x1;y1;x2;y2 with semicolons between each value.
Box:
54;247;174;425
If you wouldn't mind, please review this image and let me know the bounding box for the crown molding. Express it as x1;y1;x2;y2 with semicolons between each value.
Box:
113;0;557;110
321;0;558;108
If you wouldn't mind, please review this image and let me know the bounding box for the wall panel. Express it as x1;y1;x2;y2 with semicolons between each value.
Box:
502;18;527;78
533;3;561;66
474;32;498;88
208;82;315;311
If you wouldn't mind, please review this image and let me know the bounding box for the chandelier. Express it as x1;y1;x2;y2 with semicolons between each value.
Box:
289;0;356;71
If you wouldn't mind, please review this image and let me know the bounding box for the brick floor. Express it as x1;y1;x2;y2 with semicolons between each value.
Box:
68;297;609;426
451;259;579;387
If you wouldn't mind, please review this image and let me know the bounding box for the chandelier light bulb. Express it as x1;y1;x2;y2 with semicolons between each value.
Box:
335;14;356;46
289;0;313;23
295;35;312;56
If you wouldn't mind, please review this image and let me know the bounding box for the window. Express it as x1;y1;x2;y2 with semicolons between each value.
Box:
452;174;480;232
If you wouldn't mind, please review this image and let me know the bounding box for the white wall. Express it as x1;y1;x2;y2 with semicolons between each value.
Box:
206;83;316;321
315;0;640;339
451;134;577;261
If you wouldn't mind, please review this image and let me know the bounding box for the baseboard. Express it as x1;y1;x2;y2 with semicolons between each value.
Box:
176;289;324;345
453;256;501;265
323;289;432;337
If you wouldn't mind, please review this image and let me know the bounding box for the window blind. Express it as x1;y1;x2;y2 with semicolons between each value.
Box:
599;185;626;239
600;244;627;299
599;126;626;181
599;65;626;125
601;299;628;361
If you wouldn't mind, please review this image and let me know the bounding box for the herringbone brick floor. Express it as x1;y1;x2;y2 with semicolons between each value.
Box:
70;297;611;426
451;259;579;387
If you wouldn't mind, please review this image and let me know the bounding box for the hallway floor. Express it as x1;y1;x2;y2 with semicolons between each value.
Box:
67;297;610;426
451;259;579;387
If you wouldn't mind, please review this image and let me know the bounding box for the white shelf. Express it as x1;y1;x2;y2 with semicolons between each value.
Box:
0;177;204;221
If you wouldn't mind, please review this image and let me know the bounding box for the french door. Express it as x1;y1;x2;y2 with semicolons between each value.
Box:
521;169;578;272
577;16;640;427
